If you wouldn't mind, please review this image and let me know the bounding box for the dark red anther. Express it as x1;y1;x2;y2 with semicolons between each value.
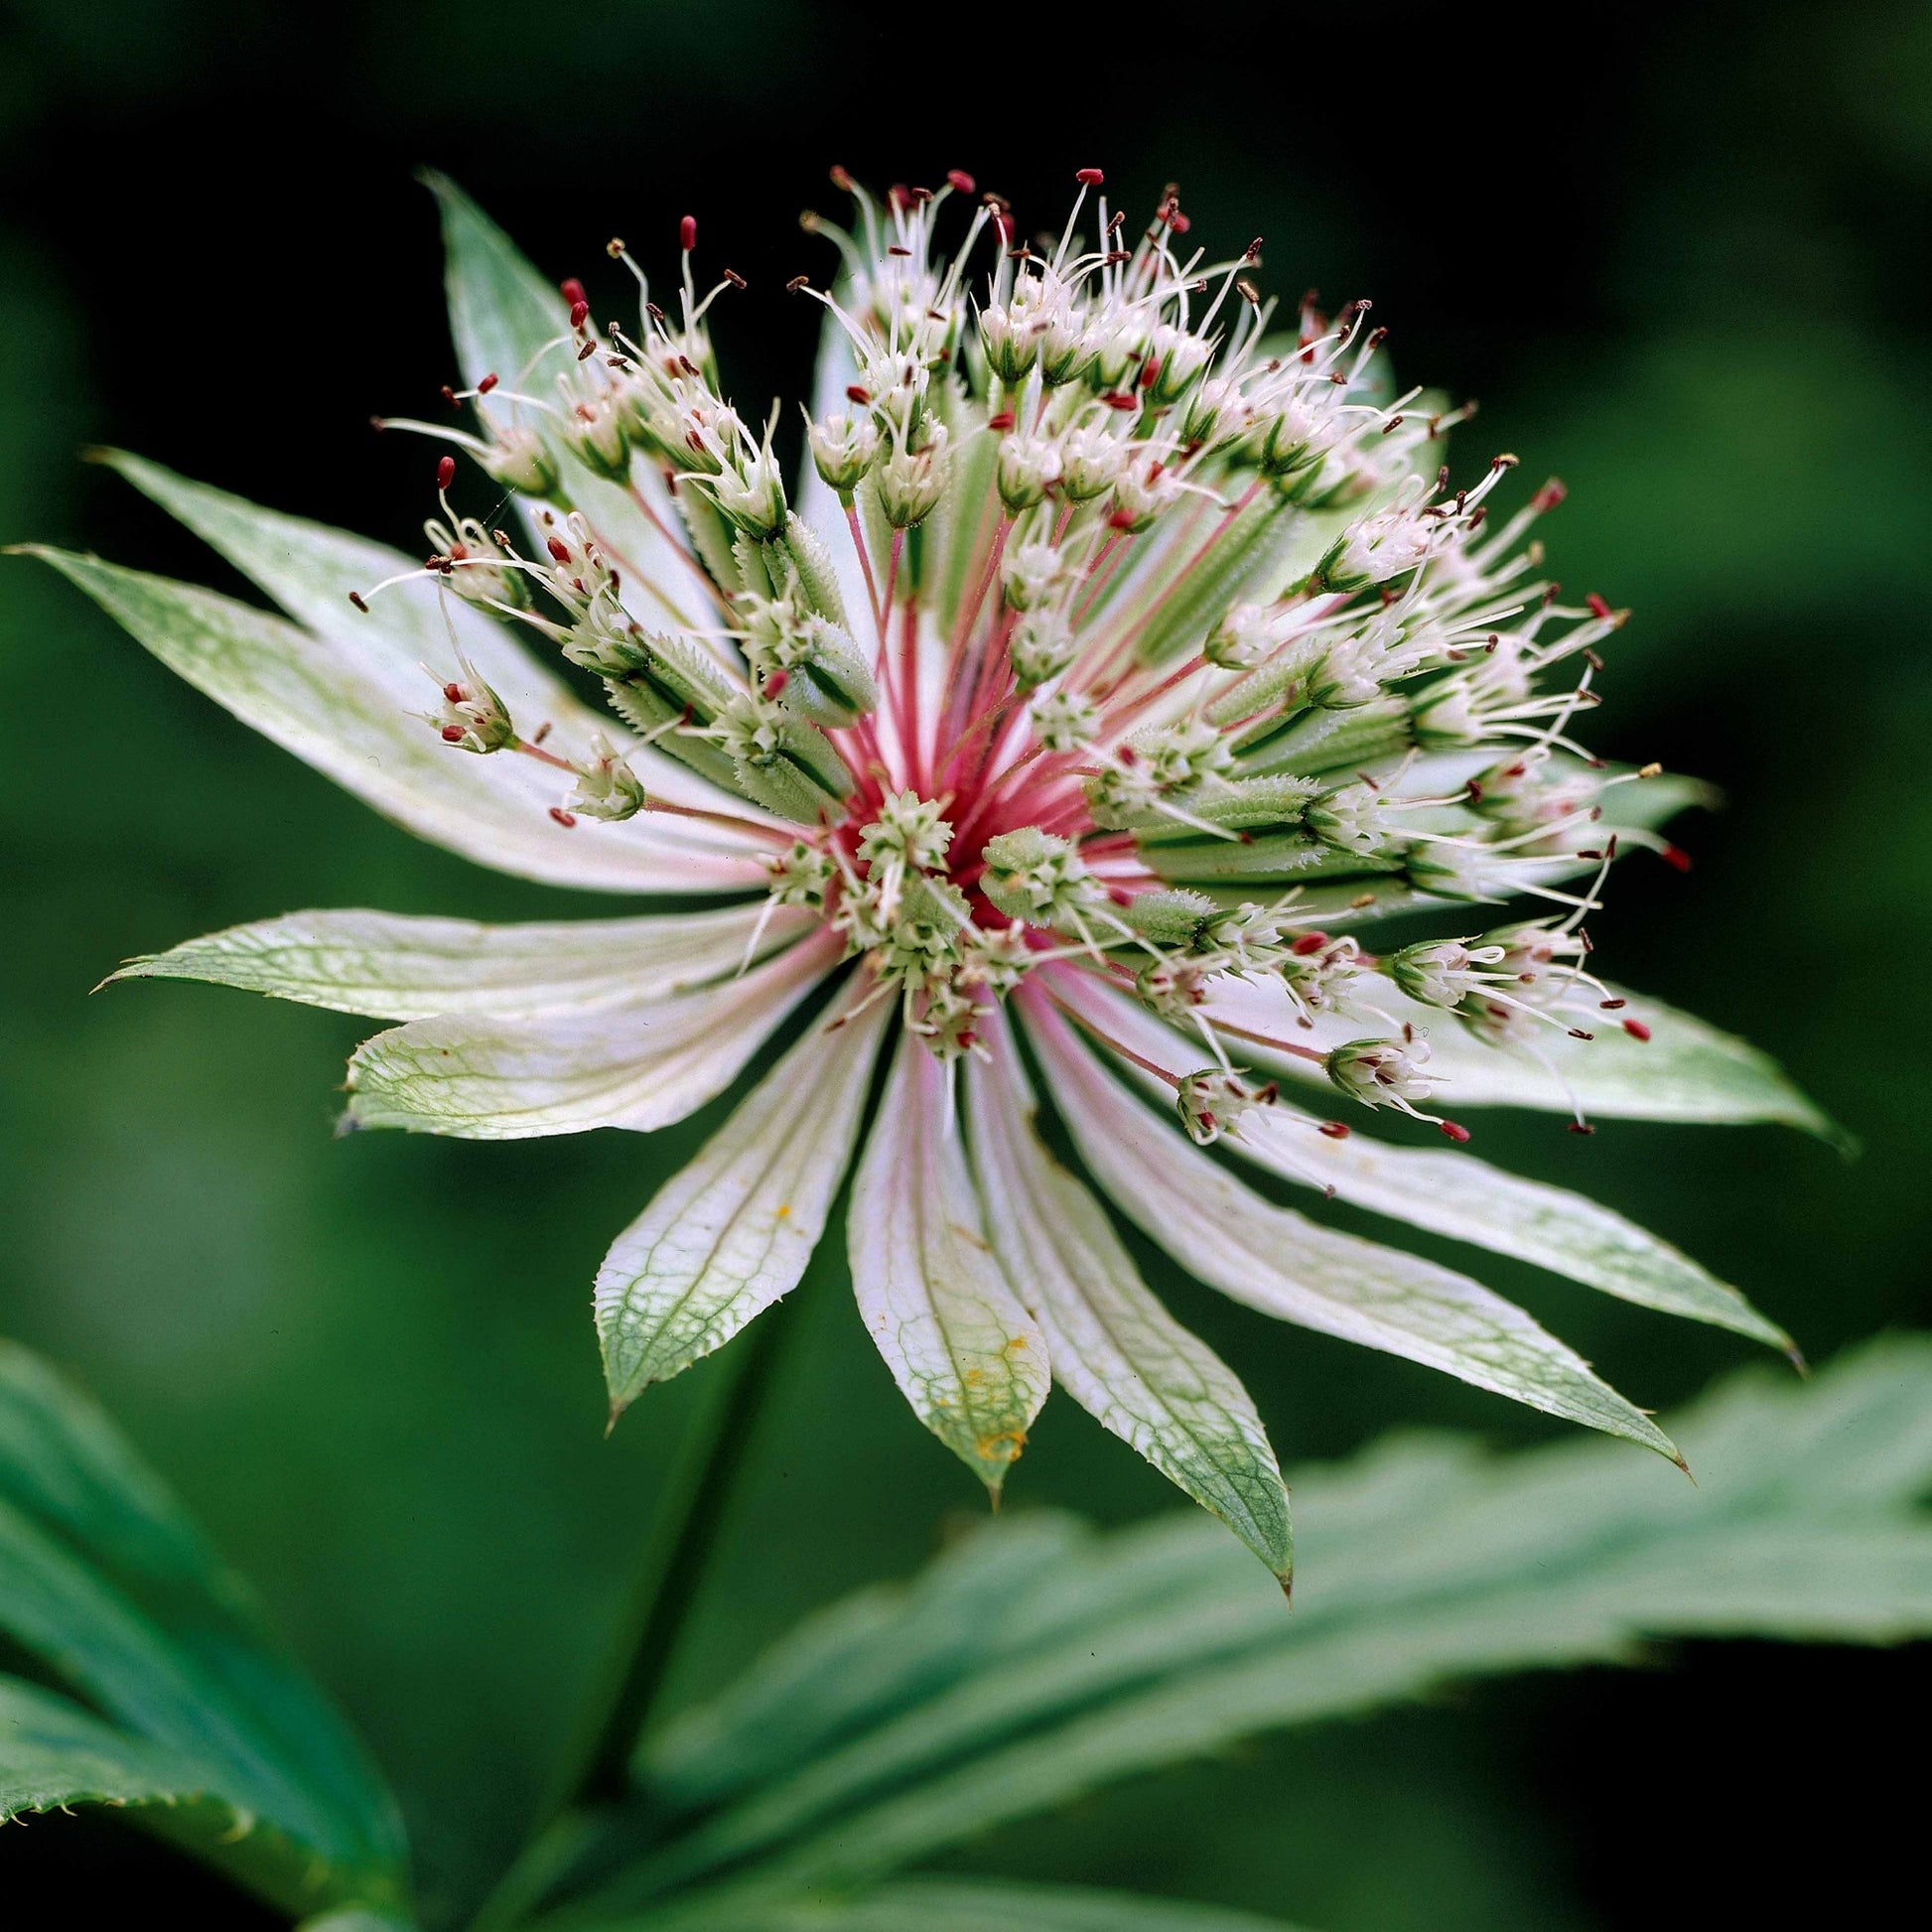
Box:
1622;1019;1653;1041
1659;843;1693;873
436;455;456;490
443;682;465;702
1439;1121;1471;1144
477;372;499;394
347;591;369;613
546;537;572;564
846;384;872;405
441;725;466;743
1318;1121;1351;1140
560;277;588;308
992;211;1015;244
724;267;747;290
569;299;590;331
1567;1121;1597;1136
679;214;697;251
829;164;854;191
1100;391;1138;412
889;184;915;212
987;409;1016;431
1076;167;1105;186
1139;355;1161;389
439;385;458;408
763;669;788;698
1291;931;1329;956
785;274;811;292
1586;592;1612;619
1106;508;1138;530
946;169;976;194
1599;997;1627;1010
1109;886;1134;906
1533;478;1567;512
549;807;578;827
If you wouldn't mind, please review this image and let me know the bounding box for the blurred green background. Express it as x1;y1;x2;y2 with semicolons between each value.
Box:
1;1;1927;1924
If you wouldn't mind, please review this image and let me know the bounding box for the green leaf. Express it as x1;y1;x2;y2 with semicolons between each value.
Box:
1059;973;1792;1354
966;1011;1293;1582
115;902;812;1022
598;992;892;1413
1025;995;1680;1461
589;1340;1932;1914
0;1673;240;1820
588;1875;1319;1930
846;1032;1051;1495
22;544;760;897
0;1344;407;1914
345;932;838;1139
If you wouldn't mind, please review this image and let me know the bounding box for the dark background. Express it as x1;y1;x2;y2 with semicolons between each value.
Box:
2;2;1927;1925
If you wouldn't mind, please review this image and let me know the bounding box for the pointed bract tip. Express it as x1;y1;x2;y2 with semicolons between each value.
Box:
1279;1573;1294;1607
1675;1454;1697;1486
1785;1342;1811;1379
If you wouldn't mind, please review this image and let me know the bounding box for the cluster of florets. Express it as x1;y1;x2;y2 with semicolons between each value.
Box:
362;165;1671;1145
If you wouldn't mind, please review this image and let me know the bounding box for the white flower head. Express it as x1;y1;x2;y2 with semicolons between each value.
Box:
52;164;1818;1586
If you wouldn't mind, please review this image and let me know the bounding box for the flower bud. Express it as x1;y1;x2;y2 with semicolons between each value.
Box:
1306;780;1392;855
1388;937;1489;1009
567;733;648;822
1326;1035;1437;1111
426;662;515;755
876;421;951;529
996;434;1062;513
1008;612;1078;689
806;408;880;495
1001;539;1071;613
1027;687;1099;752
1176;1067;1279;1146
1055;424;1123;501
481;426;560;498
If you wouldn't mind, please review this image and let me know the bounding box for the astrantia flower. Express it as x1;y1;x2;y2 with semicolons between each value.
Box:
25;168;1831;1586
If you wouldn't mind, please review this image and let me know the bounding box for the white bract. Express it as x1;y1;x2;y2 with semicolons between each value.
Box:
29;167;1833;1587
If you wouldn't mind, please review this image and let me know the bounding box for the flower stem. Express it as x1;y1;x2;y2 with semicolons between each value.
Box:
468;1309;791;1930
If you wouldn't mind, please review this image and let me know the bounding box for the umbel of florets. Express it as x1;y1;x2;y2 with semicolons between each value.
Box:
45;163;1821;1588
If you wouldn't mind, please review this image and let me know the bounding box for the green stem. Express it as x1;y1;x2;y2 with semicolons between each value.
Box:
468;1309;792;1931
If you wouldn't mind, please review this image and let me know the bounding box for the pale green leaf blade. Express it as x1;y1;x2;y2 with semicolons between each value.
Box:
1201;969;1832;1136
966;1011;1292;1581
96;451;758;846
345;932;839;1139
598;990;892;1411
114;902;813;1022
24;546;759;897
606;1341;1932;1907
1024;994;1679;1461
847;1030;1051;1493
1059;975;1791;1353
